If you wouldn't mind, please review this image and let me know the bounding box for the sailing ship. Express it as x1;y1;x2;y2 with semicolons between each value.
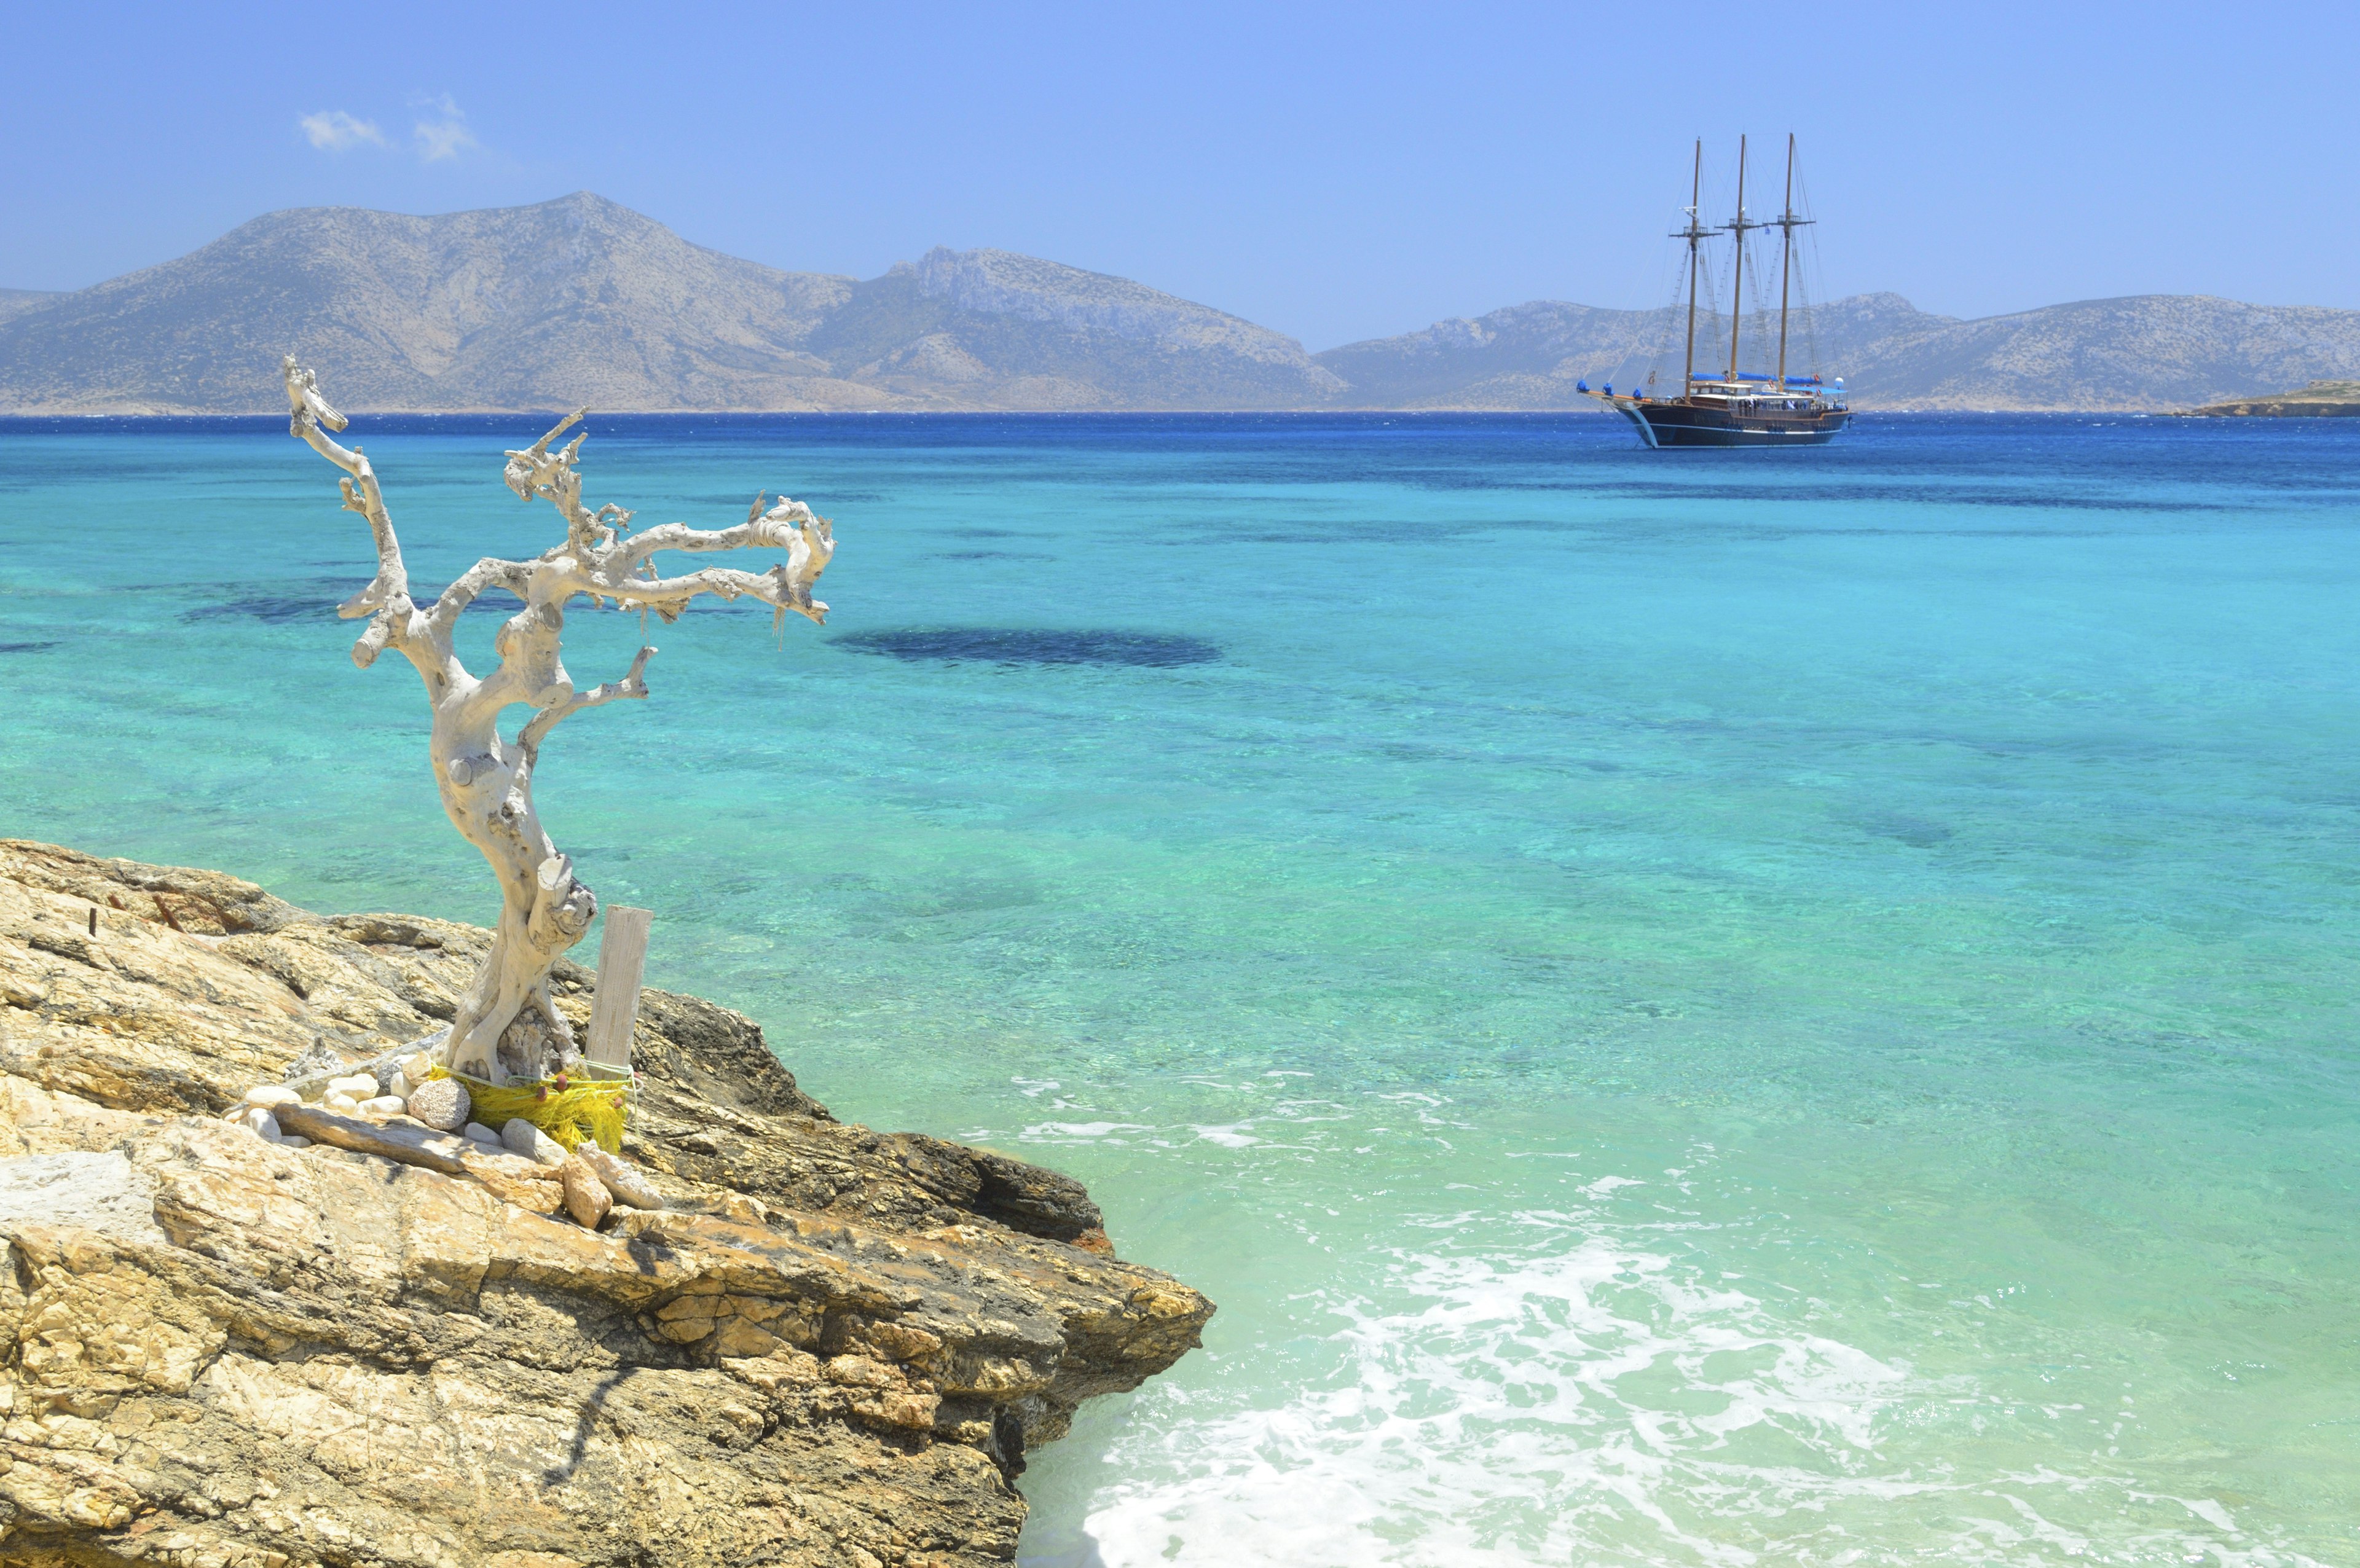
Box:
1585;135;1849;448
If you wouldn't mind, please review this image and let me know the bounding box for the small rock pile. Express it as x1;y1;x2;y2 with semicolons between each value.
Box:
223;1038;664;1228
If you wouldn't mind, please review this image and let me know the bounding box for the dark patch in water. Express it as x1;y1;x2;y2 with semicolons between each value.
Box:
184;594;334;624
834;628;1221;668
181;574;371;624
0;640;58;653
1859;812;1954;847
934;549;1052;561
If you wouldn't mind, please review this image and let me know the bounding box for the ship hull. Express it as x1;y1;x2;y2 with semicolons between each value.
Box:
1627;400;1849;447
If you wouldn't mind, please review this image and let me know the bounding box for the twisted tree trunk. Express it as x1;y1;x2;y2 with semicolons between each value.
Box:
281;359;835;1083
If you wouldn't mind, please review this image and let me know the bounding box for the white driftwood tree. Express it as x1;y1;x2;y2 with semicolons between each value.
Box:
282;356;835;1084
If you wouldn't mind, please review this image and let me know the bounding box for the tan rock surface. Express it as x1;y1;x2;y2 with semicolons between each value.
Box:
0;841;1211;1565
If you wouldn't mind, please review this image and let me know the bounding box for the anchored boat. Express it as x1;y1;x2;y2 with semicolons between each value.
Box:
1586;135;1849;449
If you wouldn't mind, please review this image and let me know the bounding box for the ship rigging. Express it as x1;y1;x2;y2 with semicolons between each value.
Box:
1584;135;1849;448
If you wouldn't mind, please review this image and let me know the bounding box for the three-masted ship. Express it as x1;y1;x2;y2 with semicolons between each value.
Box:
1586;135;1849;448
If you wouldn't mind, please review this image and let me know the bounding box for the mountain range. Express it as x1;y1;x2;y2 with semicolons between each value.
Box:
5;192;2358;414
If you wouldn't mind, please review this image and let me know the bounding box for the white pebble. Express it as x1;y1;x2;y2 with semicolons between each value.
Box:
358;1095;407;1116
462;1122;502;1145
278;1135;312;1150
242;1085;301;1108
235;1105;283;1143
502;1118;570;1167
327;1073;379;1100
324;1094;361;1116
387;1071;414;1100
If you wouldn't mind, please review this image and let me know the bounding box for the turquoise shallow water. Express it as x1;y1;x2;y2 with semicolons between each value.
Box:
3;412;2358;1564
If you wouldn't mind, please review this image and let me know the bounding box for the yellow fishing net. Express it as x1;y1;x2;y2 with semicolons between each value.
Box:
430;1067;634;1153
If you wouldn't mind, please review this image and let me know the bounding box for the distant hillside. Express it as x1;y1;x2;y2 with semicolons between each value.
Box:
1315;292;2360;411
0;288;61;325
801;248;1341;409
0;194;1337;414
4;193;2358;412
0;196;859;413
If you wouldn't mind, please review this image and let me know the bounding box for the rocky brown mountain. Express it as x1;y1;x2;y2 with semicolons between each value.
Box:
5;192;2358;412
0;288;59;326
0;839;1211;1565
1313;292;2360;411
0;194;1337;414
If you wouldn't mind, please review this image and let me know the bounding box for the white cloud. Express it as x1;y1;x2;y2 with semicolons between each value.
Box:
411;95;478;162
299;111;386;152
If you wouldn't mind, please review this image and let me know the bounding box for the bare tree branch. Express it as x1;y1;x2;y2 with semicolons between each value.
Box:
283;358;838;1084
281;357;447;686
517;645;657;758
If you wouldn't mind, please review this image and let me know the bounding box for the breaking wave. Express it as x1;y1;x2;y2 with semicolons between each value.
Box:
1026;1209;2310;1567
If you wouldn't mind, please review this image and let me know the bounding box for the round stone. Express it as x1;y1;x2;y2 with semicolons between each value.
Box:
405;1076;471;1133
502;1118;568;1167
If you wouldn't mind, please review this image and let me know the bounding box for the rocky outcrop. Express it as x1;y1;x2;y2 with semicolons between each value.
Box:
2181;378;2360;415
0;841;1211;1566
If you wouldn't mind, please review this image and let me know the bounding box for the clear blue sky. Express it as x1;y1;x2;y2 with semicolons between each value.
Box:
2;2;2351;350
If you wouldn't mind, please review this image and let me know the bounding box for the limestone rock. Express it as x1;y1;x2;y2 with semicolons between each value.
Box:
406;1073;471;1132
0;839;1213;1567
502;1116;568;1166
578;1143;667;1210
0;1150;165;1245
559;1151;615;1228
460;1148;565;1215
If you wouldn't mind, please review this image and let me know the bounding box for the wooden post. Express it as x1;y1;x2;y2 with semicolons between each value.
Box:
586;906;652;1070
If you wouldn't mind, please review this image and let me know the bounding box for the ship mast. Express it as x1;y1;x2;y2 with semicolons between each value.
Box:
1675;139;1709;389
1773;133;1814;386
1725;135;1764;383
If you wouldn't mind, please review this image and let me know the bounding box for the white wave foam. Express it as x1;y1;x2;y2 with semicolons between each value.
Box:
1031;1218;2292;1568
1023;1121;1152;1141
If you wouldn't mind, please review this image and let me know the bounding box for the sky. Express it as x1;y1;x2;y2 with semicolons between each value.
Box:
1;2;2353;351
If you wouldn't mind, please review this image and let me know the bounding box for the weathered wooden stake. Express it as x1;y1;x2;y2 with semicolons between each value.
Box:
586;906;653;1069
